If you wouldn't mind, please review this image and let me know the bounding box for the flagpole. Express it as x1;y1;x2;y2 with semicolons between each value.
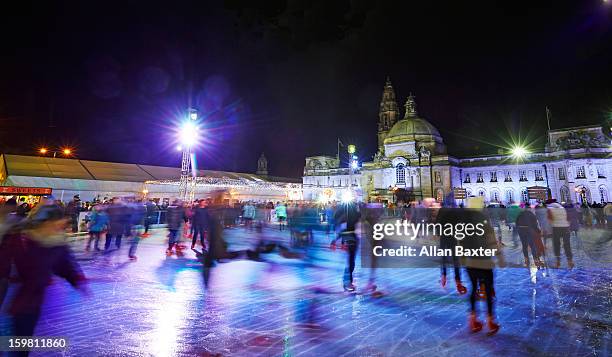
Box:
546;107;552;147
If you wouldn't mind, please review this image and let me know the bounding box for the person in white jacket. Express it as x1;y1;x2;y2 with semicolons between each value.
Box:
546;199;574;269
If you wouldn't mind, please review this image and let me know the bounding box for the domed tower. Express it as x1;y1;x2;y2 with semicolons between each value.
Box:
384;94;446;157
377;77;400;153
256;153;268;176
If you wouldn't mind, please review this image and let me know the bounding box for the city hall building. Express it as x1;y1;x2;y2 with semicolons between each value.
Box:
302;78;612;205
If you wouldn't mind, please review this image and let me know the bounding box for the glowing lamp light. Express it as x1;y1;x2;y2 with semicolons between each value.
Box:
179;121;198;147
347;144;356;154
176;145;182;151
511;146;528;159
142;189;149;195
62;148;72;155
189;112;198;120
341;190;354;203
351;160;359;169
39;148;48;154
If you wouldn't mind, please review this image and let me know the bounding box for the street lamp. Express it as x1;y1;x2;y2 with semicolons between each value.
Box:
177;108;200;202
511;146;528;159
38;147;74;158
178;121;198;148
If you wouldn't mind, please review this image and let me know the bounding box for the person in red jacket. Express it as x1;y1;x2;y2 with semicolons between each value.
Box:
0;203;89;342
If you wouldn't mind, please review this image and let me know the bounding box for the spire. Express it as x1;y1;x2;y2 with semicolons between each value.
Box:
378;76;399;131
256;152;268;176
404;93;417;119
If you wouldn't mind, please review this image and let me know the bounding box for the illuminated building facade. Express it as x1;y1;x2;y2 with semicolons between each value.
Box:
303;79;612;205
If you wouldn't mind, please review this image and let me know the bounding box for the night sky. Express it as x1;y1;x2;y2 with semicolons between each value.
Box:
1;1;611;178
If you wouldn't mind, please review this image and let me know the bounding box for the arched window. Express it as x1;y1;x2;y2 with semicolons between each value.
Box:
575;185;591;204
478;188;486;197
521;188;529;203
505;189;514;204
396;163;406;184
436;188;444;202
599;185;609;203
560;186;570;203
490;189;500;202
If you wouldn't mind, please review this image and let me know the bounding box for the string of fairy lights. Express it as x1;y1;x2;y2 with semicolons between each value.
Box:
145;177;302;192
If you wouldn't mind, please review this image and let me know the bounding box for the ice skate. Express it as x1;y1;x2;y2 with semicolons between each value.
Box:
455;280;467;295
486;316;500;336
567;258;575;269
343;283;356;292
469;312;483;333
440;274;447;288
553;257;561;269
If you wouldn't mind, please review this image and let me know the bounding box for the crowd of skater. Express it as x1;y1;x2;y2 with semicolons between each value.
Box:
0;191;611;352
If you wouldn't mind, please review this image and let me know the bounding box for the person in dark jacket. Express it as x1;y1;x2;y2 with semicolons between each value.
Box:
0;198;21;311
166;200;186;255
336;203;360;292
516;208;543;267
105;198;129;251
0;204;88;343
143;200;158;237
127;200;146;260
191;199;210;251
64;195;81;233
437;200;468;295
460;200;503;336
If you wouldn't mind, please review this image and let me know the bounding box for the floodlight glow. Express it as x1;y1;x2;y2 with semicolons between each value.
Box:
351;160;359;169
179;121;198;147
511;146;528;159
62;148;72;155
176;145;182;151
347;144;356;154
190;112;198;120
39;148;48;154
341;190;354;203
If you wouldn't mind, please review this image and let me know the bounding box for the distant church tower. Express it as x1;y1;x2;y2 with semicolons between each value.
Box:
256;153;268;176
377;77;399;153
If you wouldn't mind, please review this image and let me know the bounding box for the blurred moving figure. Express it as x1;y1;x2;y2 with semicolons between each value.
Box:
505;202;521;248
437;196;468;294
547;199;574;269
64;194;81;233
485;204;504;246
242;201;255;231
516;207;543;267
275;202;287;231
0;202;89;344
191;199;210;251
605;202;612;230
0;198;20;310
166;200;186;256
105;198;129;251
143;199;158;237
534;203;552;245
127;199;146;260
461;198;503;336
361;203;384;293
336;203;360;292
86;204;108;252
